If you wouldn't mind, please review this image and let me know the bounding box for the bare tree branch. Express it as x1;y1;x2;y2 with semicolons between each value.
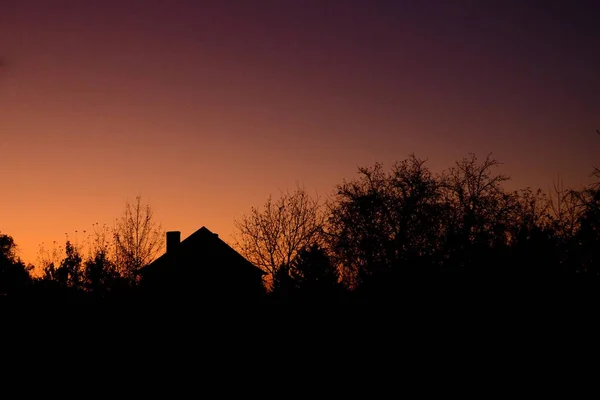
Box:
113;196;164;282
233;185;326;288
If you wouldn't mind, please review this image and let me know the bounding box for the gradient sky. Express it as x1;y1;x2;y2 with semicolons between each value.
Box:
1;0;598;265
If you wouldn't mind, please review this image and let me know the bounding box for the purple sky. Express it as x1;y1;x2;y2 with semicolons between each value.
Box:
0;0;598;264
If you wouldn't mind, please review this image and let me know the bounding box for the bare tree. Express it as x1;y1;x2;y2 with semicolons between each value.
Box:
113;196;165;282
233;185;326;287
547;174;583;239
440;153;515;247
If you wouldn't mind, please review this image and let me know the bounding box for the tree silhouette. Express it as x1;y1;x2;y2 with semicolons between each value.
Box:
271;263;294;302
270;244;342;302
547;175;581;239
569;168;600;275
327;155;445;288
4;151;598;304
0;233;33;297
498;187;562;277
234;185;326;289
289;244;342;301
42;240;83;289
439;153;517;272
113;196;165;283
84;249;121;296
81;222;123;295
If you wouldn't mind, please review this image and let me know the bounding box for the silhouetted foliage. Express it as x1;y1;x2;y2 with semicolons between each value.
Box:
7;153;600;304
271;244;342;302
291;244;343;301
327;155;446;288
84;249;120;294
438;153;518;273
569;168;600;275
325;153;600;297
38;238;137;302
547;176;581;240
290;245;338;287
271;263;294;302
81;222;126;296
113;196;165;284
234;185;326;289
0;233;33;296
502;187;559;276
42;240;83;289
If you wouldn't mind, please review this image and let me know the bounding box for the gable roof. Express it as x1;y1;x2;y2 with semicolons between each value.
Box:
139;226;265;277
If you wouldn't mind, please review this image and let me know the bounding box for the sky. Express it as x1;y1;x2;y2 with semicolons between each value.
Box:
1;0;598;265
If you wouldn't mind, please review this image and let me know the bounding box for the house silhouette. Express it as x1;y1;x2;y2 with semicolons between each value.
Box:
138;227;266;302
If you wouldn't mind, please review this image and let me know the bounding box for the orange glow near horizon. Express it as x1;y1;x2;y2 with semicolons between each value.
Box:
1;1;598;266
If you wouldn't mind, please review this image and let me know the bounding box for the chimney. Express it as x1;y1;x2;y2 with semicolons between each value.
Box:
166;231;181;253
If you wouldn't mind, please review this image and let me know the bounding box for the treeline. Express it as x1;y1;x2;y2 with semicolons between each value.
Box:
234;153;600;302
1;153;599;303
0;196;165;303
